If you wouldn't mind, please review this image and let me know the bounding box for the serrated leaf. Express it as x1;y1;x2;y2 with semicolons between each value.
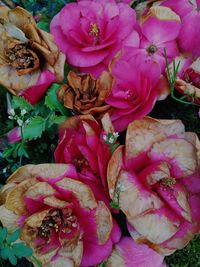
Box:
23;116;45;140
47;113;66;128
12;96;34;111
6;229;20;244
45;84;69;116
12;243;33;258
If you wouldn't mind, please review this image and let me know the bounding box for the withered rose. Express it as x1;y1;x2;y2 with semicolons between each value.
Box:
0;6;65;104
108;117;200;255
58;71;113;117
170;56;200;104
0;164;121;266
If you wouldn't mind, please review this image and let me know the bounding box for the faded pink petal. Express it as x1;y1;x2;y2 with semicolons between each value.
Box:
107;237;165;267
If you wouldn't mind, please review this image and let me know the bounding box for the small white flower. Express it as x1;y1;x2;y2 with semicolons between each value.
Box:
9;109;15;116
109;136;114;144
117;182;125;192
17;119;23;126
103;134;108;142
8;115;14;120
113;132;119;138
21;109;27;116
109;189;114;196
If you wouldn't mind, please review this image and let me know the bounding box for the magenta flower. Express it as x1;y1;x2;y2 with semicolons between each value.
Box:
108;117;200;255
160;0;200;56
0;164;121;266
105;47;169;132
138;6;181;72
107;237;166;267
50;1;139;77
54;115;114;198
77;0;135;4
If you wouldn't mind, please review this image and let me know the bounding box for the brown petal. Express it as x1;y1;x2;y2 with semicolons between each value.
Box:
175;79;200;102
8;6;36;31
68;71;83;93
25;209;51;228
56;178;98;209
5;178;37;215
96;71;113;106
25;182;56;199
0;205;19;232
62;87;75;110
43;196;67;209
107;145;124;199
95;201;112;245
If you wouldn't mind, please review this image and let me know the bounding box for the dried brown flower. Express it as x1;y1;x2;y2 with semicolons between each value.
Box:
58;71;113;116
0;6;65;101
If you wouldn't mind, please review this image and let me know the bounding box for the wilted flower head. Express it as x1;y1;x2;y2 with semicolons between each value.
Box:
0;164;121;266
57;71;113;117
108;117;200;255
170;55;200;104
0;6;65;104
107;237;166;267
50;0;139;77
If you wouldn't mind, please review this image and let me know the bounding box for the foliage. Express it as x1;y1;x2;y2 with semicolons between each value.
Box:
0;227;32;266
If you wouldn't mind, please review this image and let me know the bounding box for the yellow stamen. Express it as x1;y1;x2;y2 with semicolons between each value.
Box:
161;177;176;187
90;23;99;37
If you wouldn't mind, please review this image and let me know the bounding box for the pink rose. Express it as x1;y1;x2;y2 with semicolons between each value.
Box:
50;1;139;77
105;47;169;132
54;114;114;198
0;164;121;266
77;0;135;4
107;117;200;255
138;6;181;72
107;237;166;267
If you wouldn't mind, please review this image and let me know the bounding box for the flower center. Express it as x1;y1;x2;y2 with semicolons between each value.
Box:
5;41;40;75
161;176;176;187
90;23;99;37
147;44;158;54
125;89;136;102
72;157;89;172
38;208;78;239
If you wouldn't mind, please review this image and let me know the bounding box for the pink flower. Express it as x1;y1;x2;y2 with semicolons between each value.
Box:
50;1;139;77
54;114;114;198
0;164;121;266
159;0;200;56
105;47;169;132
138;6;181;72
169;55;200;104
77;0;135;4
107;117;200;255
107;237;166;267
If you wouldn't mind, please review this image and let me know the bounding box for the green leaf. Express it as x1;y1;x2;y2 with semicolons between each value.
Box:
31;256;42;267
47;113;66;128
1;247;17;265
12;242;33;258
12;96;34;111
23;116;45;140
0;227;7;245
6;229;20;244
45;84;70;116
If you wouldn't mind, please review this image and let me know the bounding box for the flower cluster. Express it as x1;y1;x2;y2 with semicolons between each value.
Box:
0;1;200;267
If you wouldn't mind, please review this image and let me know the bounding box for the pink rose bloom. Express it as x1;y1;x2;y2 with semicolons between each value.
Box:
54;114;114;197
107;117;200;255
107;237;166;267
169;55;200;104
77;0;135;4
0;164;121;266
50;1;139;77
160;0;200;56
105;47;169;132
137;6;181;72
